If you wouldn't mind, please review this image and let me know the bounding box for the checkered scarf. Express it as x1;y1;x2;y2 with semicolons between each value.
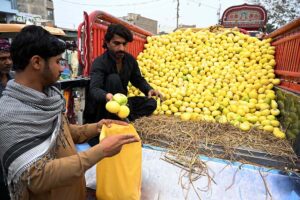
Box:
0;80;64;199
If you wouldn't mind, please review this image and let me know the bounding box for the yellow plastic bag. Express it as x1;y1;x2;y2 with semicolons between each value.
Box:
96;124;142;200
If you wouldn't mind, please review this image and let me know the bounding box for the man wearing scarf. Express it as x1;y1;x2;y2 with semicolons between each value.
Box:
0;25;139;200
0;38;13;199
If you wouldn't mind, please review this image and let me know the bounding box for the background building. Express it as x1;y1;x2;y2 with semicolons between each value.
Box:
121;13;157;34
178;24;196;29
0;0;54;25
173;24;196;32
16;0;54;25
0;0;18;23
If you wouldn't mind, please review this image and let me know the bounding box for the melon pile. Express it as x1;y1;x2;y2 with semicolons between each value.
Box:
128;27;285;138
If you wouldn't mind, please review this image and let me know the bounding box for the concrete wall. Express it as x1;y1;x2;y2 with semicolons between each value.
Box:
16;0;54;24
0;0;15;12
122;13;157;34
0;0;18;23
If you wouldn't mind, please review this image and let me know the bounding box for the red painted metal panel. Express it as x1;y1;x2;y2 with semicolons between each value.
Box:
98;29;102;57
92;28;97;60
265;18;300;40
296;40;300;72
293;42;297;70
77;22;83;68
83;11;90;77
278;81;300;95
88;11;153;37
268;18;300;92
275;70;300;78
288;41;292;71
221;4;267;31
90;23;107;63
291;41;297;71
277;45;282;69
274;38;300;76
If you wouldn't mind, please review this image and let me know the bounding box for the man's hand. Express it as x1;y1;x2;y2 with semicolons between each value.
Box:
106;93;113;101
97;119;128;131
148;89;164;101
100;134;139;157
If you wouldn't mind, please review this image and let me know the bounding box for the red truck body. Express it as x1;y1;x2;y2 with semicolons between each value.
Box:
75;10;300;157
265;18;300;93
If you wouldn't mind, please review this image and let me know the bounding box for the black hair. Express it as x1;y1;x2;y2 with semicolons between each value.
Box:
103;24;133;49
10;25;66;71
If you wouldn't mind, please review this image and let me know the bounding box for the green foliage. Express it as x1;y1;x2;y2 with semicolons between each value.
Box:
265;23;276;33
248;0;300;29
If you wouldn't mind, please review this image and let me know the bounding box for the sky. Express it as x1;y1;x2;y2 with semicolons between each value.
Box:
53;0;247;33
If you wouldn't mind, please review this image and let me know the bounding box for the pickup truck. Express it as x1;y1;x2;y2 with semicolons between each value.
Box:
76;11;300;200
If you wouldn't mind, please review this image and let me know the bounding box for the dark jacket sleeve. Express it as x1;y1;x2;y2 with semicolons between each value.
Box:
89;58;107;103
130;59;153;95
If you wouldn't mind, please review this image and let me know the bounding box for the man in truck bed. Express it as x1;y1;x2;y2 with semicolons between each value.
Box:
84;24;163;146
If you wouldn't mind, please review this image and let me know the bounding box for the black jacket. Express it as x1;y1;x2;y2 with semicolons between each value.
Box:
89;50;152;103
84;51;152;122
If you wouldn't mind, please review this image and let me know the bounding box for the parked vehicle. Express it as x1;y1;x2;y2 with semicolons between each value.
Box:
78;12;300;159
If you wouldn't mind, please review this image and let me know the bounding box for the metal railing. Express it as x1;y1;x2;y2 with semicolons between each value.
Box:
265;17;300;93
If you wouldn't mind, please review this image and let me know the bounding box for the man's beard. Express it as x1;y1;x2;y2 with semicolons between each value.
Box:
42;62;60;85
0;66;11;74
114;51;125;59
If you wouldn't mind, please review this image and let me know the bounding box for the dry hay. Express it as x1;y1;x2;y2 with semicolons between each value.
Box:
134;115;297;168
134;115;298;199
